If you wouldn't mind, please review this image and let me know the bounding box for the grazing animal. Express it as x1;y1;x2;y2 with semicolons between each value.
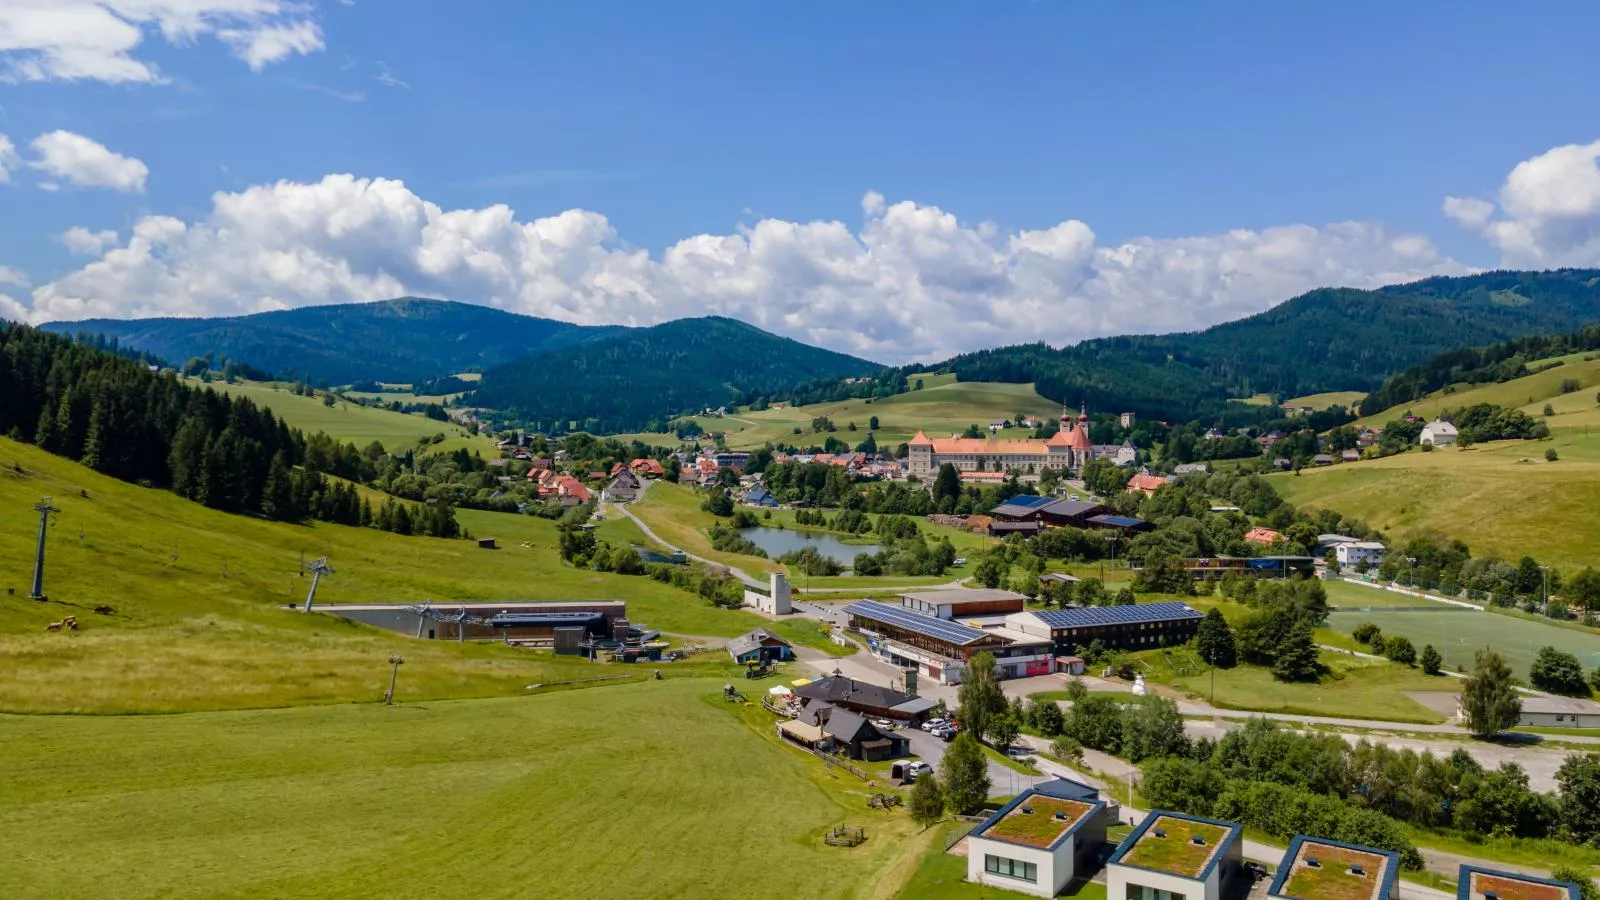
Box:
63;616;78;630
93;605;113;615
45;621;63;631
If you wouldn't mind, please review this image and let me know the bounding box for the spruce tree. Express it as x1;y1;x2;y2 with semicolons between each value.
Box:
1271;621;1321;683
1195;607;1237;668
1461;648;1521;738
1420;644;1442;675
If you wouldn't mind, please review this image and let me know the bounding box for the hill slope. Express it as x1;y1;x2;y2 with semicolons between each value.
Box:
44;298;621;385
471;316;883;433
923;269;1600;420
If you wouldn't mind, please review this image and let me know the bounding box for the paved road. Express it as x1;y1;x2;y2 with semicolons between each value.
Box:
612;498;767;588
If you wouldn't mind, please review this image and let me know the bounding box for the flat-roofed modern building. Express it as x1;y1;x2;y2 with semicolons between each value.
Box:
1268;835;1398;900
899;588;1028;620
1456;864;1581;900
1106;810;1244;900
966;780;1109;898
1005;602;1203;656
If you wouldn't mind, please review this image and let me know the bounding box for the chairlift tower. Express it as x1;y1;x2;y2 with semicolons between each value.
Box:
29;497;60;601
302;556;335;612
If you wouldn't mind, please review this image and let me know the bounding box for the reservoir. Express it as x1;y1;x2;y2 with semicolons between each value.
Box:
738;527;883;564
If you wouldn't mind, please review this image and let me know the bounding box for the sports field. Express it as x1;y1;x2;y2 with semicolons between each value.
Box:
0;679;928;899
1326;603;1600;676
188;378;488;452
0;438;768;713
1272;432;1600;571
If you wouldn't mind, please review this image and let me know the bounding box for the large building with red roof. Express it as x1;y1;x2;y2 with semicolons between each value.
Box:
907;404;1096;478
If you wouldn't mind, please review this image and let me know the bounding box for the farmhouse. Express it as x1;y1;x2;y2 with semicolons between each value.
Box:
1456;864;1581;899
965;780;1110;898
1004;602;1204;657
1106;810;1245;900
602;468;642;502
844;599;1052;683
1333;541;1387;568
726;628;793;664
1243;526;1283;546
791;669;935;721
1267;835;1398;900
906;404;1098;477
815;708;909;762
1420;419;1459;446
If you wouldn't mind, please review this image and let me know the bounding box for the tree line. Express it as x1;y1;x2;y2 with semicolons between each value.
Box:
0;324;458;538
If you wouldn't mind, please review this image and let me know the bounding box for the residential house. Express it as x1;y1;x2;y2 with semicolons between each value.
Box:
1340;449;1361;463
1455;864;1581;899
1420;420;1459;446
1314;534;1361;558
1312;453;1334;465
1267;836;1399;900
1126;473;1171;496
1203;428;1226;440
1272;457;1293;470
1244;526;1283;546
791;669;934;721
726;628;793;664
630;457;666;478
603;468;642;502
1333;541;1386;568
1106;810;1245;900
742;485;779;508
555;475;592;505
966;780;1110;898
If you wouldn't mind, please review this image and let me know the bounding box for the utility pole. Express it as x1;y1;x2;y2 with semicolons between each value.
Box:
29;497;59;601
302;556;335;612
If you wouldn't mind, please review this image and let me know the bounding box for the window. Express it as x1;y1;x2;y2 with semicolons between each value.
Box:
1125;886;1186;900
984;855;1037;883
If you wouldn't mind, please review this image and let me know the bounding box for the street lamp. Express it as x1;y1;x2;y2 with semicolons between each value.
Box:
384;654;405;705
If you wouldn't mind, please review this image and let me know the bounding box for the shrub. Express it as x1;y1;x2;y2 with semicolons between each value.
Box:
1546;448;1560;462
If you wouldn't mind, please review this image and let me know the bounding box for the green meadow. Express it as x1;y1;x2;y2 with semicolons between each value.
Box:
187;377;487;452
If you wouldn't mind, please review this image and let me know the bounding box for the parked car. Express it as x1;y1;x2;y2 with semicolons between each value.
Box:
906;761;932;778
933;726;957;742
952;557;967;566
871;718;895;730
920;718;948;732
1244;862;1268;880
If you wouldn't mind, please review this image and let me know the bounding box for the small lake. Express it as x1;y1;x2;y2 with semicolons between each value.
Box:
738;527;883;563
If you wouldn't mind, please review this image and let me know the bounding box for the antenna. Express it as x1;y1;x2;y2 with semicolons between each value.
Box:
302;556;335;612
29;497;60;601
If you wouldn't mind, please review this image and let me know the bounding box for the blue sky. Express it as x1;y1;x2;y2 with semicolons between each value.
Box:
3;1;1599;362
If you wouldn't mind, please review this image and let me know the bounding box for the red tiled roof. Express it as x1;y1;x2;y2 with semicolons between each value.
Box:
1244;526;1282;544
1126;474;1168;493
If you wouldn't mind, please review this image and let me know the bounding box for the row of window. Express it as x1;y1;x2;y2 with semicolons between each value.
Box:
984;855;1037;883
1125;885;1186;900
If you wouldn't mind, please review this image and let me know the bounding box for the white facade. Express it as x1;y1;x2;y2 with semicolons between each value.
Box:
1107;816;1244;900
1333;541;1386;568
1419;420;1458;446
967;837;1062;898
746;573;792;615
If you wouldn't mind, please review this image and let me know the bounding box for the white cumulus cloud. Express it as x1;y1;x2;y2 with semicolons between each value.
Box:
29;131;148;192
0;0;324;84
0;133;18;183
60;226;120;256
18;172;1469;362
1445;139;1600;267
0;264;30;287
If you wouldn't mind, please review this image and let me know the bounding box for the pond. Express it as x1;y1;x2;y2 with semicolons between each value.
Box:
738;526;884;564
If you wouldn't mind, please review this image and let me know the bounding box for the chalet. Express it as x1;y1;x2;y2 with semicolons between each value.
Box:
742;485;779;508
1126;473;1171;496
791;669;935;721
629;458;666;478
603;468;642;502
816;708;909;761
1243;526;1282;546
1312;453;1334;466
726;628;793;664
1340;449;1361;463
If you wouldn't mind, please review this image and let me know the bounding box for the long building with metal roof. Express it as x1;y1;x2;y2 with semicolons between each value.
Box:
1006;601;1203;656
843;599;1052;684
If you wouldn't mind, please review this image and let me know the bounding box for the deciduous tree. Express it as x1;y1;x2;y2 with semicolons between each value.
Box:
1461;649;1521;738
909;771;945;829
940;732;990;815
1531;646;1589;696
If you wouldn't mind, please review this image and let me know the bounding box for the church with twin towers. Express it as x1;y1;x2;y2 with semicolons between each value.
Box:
906;403;1099;478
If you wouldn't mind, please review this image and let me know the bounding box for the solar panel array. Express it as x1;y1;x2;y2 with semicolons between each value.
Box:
1086;514;1146;527
1001;495;1055;510
1033;601;1202;629
843;600;990;646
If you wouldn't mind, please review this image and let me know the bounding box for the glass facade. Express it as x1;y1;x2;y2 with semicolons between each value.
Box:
984;854;1037;883
1124;886;1186;900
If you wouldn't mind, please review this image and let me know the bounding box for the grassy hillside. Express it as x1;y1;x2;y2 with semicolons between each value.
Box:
1271;433;1600;570
1357;351;1600;429
191;378;489;453
625;377;1062;451
1285;390;1367;410
0;679;931;899
0;438;763;713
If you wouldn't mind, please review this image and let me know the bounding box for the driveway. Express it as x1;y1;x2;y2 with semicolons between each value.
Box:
894;720;1051;798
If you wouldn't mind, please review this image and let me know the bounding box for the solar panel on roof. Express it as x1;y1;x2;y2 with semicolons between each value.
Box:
1006;495;1055;509
1087;514;1145;527
1033;602;1202;629
843;600;990;645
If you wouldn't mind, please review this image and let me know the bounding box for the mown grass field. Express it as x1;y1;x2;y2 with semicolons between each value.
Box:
0;438;768;713
1285;390;1367;410
1325;604;1600;677
894;821;1108;899
618;375;1062;451
1168;651;1451;723
1357;351;1600;429
0;679;930;900
628;482;784;575
1271;432;1600;571
188;378;487;452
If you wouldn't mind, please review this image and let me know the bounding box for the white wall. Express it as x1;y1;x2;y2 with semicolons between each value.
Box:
966;835;1069;898
1106;863;1216;900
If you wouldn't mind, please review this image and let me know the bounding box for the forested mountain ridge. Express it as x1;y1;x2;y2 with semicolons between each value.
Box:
913;269;1600;421
471;316;882;434
43;298;622;386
